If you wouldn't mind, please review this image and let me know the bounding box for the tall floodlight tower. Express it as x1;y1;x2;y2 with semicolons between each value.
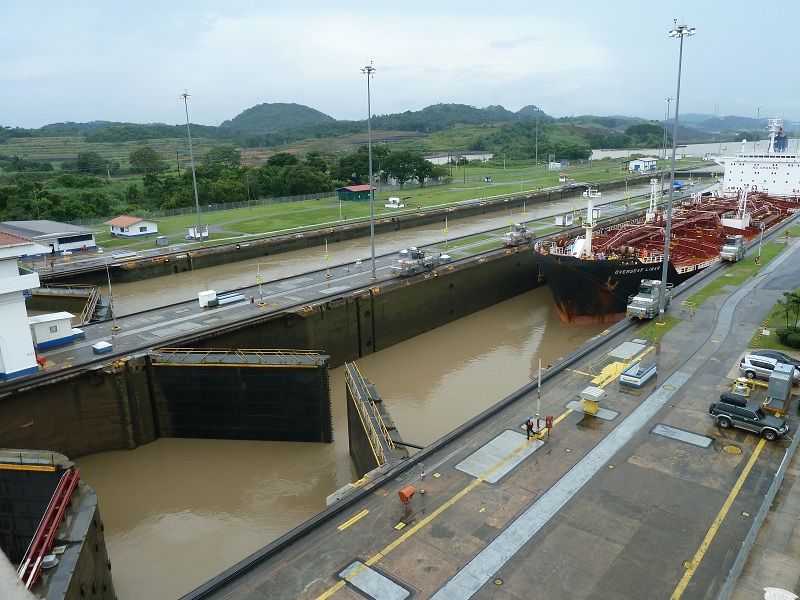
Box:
180;90;204;247
362;62;377;279
659;22;695;321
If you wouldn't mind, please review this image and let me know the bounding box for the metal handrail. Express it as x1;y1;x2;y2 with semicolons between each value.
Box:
345;367;387;466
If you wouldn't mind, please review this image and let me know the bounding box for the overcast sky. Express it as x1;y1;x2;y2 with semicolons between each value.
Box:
2;1;797;128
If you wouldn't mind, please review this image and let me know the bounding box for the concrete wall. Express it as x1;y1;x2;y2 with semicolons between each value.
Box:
0;355;156;458
0;247;540;457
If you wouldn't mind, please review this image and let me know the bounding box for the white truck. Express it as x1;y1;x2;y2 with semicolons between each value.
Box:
501;223;533;247
720;235;745;262
626;279;673;319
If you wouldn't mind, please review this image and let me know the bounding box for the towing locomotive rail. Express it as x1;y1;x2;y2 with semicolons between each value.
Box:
179;199;781;600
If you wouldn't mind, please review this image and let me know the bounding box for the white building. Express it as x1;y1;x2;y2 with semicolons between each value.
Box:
105;216;159;237
29;312;77;350
0;220;96;254
628;157;658;172
0;232;40;380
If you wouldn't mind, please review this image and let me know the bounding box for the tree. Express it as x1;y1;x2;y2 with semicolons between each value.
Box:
331;145;391;184
129;146;167;175
384;150;418;187
55;151;111;175
267;152;300;168
202;145;241;170
304;150;328;173
412;155;434;185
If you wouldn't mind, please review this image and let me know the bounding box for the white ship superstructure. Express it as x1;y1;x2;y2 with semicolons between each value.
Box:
720;119;800;197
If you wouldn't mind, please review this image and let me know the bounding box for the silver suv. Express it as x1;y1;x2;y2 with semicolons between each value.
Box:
739;353;800;383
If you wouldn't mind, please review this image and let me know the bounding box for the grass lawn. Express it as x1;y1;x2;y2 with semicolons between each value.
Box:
83;155;706;251
750;287;800;352
634;315;680;342
686;241;786;307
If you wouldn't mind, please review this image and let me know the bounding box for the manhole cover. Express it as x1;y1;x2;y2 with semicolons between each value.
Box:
723;445;743;455
663;384;676;391
494;578;503;586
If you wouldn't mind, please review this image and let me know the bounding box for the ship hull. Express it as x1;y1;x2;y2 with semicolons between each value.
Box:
538;254;694;324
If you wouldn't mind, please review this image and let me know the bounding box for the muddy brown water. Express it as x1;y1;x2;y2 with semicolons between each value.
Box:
77;287;605;599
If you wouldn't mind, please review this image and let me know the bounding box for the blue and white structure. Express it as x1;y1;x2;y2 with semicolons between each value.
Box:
28;312;77;350
0;232;40;380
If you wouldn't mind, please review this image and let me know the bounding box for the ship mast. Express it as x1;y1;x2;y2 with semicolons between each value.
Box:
646;178;659;222
584;194;594;256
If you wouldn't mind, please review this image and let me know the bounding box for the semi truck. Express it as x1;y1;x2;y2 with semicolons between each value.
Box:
720;235;745;262
626;279;673;319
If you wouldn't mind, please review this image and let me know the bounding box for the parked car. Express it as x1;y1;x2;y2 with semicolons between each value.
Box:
739;353;800;383
750;349;800;370
708;399;789;441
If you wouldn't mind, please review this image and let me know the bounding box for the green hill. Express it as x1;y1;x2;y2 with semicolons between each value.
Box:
220;102;336;134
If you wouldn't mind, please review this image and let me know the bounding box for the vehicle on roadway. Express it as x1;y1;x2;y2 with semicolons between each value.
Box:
708;396;789;441
739;353;800;383
390;247;450;277
501;224;533;247
626;279;672;319
749;349;800;370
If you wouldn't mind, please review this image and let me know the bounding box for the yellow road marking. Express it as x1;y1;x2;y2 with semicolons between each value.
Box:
337;509;369;531
591;361;628;386
670;438;766;599
315;410;573;599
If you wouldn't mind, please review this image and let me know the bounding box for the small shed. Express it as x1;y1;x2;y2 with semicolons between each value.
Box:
28;312;76;350
628;157;658;172
336;185;376;202
558;173;569;183
105;216;159;237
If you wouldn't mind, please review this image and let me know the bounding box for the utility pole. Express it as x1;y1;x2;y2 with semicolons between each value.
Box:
362;62;377;280
180;90;204;247
659;22;696;321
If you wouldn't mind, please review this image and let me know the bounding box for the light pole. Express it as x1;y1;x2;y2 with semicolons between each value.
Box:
754;107;763;152
362;62;377;279
662;97;673;159
180;90;204;247
659;21;695;321
757;221;765;263
535;114;539;163
104;256;119;331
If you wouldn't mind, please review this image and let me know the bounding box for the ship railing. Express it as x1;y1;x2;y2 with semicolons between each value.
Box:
675;256;720;274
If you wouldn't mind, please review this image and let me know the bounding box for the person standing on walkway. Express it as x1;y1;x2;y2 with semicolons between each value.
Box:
525;418;534;440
